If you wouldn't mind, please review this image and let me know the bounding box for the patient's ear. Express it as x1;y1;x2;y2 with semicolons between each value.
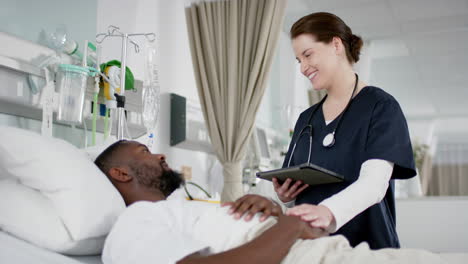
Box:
108;167;132;183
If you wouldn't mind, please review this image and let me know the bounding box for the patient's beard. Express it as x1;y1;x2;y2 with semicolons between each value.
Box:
130;163;184;197
158;169;184;197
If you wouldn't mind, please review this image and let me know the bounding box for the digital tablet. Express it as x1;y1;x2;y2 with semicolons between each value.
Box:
256;163;344;186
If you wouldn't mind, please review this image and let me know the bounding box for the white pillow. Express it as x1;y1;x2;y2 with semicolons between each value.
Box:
0;126;125;242
0;179;105;255
82;136;118;161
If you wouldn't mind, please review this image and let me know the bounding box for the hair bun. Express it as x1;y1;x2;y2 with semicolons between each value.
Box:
349;34;363;63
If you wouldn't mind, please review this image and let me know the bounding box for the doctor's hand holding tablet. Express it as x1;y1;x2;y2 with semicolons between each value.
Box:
266;12;417;249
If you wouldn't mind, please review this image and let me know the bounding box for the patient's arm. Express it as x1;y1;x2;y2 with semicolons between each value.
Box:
222;194;282;222
177;214;328;264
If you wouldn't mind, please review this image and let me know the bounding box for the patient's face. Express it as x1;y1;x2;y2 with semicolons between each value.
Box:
124;141;184;197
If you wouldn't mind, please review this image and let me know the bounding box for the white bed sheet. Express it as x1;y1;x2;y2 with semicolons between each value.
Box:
0;231;102;264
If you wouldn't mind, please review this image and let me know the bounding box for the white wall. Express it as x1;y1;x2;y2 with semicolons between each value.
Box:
0;0;97;48
396;197;468;253
353;40;373;84
97;0;223;197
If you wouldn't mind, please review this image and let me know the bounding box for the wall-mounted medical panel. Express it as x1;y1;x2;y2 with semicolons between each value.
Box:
170;93;213;153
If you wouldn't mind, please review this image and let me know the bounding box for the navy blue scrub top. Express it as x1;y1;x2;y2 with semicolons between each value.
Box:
282;86;416;249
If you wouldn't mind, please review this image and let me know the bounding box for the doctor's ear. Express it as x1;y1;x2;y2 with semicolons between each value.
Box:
331;36;345;55
108;167;133;183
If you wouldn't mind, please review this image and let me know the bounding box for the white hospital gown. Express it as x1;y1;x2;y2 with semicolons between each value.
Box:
102;199;273;264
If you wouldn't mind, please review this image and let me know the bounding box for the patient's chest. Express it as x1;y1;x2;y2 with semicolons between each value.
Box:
184;201;273;253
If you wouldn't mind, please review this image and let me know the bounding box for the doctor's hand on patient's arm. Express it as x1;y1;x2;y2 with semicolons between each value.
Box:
178;212;328;264
287;204;337;232
222;194;282;222
278;214;329;240
273;177;309;203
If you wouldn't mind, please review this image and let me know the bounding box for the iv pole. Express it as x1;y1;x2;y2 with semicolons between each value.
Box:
96;26;155;140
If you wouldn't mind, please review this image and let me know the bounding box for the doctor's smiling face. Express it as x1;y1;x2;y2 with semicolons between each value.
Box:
290;12;363;91
95;140;184;205
292;34;343;90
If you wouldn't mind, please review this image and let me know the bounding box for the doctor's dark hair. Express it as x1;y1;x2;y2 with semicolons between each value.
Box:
290;12;363;64
94;140;129;177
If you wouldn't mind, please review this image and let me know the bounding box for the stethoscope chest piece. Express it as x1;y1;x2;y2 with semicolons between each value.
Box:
323;132;335;148
287;73;358;164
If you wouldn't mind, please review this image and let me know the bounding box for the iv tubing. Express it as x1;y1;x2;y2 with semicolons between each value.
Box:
104;108;111;140
104;108;109;140
124;114;132;139
92;44;101;146
116;35;128;140
92;93;98;145
82;118;88;148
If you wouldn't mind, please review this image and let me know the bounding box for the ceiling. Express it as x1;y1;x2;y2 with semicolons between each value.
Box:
283;0;468;119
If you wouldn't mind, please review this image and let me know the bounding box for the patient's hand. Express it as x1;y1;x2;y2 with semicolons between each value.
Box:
222;194;282;222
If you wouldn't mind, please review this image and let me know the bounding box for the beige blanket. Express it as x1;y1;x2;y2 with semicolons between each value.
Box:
196;206;467;264
283;236;468;264
243;218;468;264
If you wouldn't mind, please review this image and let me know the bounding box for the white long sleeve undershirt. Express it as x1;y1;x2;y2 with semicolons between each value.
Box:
279;159;394;233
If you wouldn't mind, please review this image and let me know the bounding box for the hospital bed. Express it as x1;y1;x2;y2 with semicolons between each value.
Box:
0;231;102;264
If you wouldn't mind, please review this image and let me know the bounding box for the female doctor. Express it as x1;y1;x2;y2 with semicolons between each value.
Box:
273;12;416;249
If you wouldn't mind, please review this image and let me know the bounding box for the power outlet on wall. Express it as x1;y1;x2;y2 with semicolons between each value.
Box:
181;166;192;180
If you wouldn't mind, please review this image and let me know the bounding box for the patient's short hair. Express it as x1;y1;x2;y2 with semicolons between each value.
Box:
94;140;130;177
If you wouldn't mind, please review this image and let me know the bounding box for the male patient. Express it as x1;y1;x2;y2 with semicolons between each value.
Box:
95;140;328;264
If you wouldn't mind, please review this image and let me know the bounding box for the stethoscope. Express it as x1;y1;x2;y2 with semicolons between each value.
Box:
287;73;359;167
